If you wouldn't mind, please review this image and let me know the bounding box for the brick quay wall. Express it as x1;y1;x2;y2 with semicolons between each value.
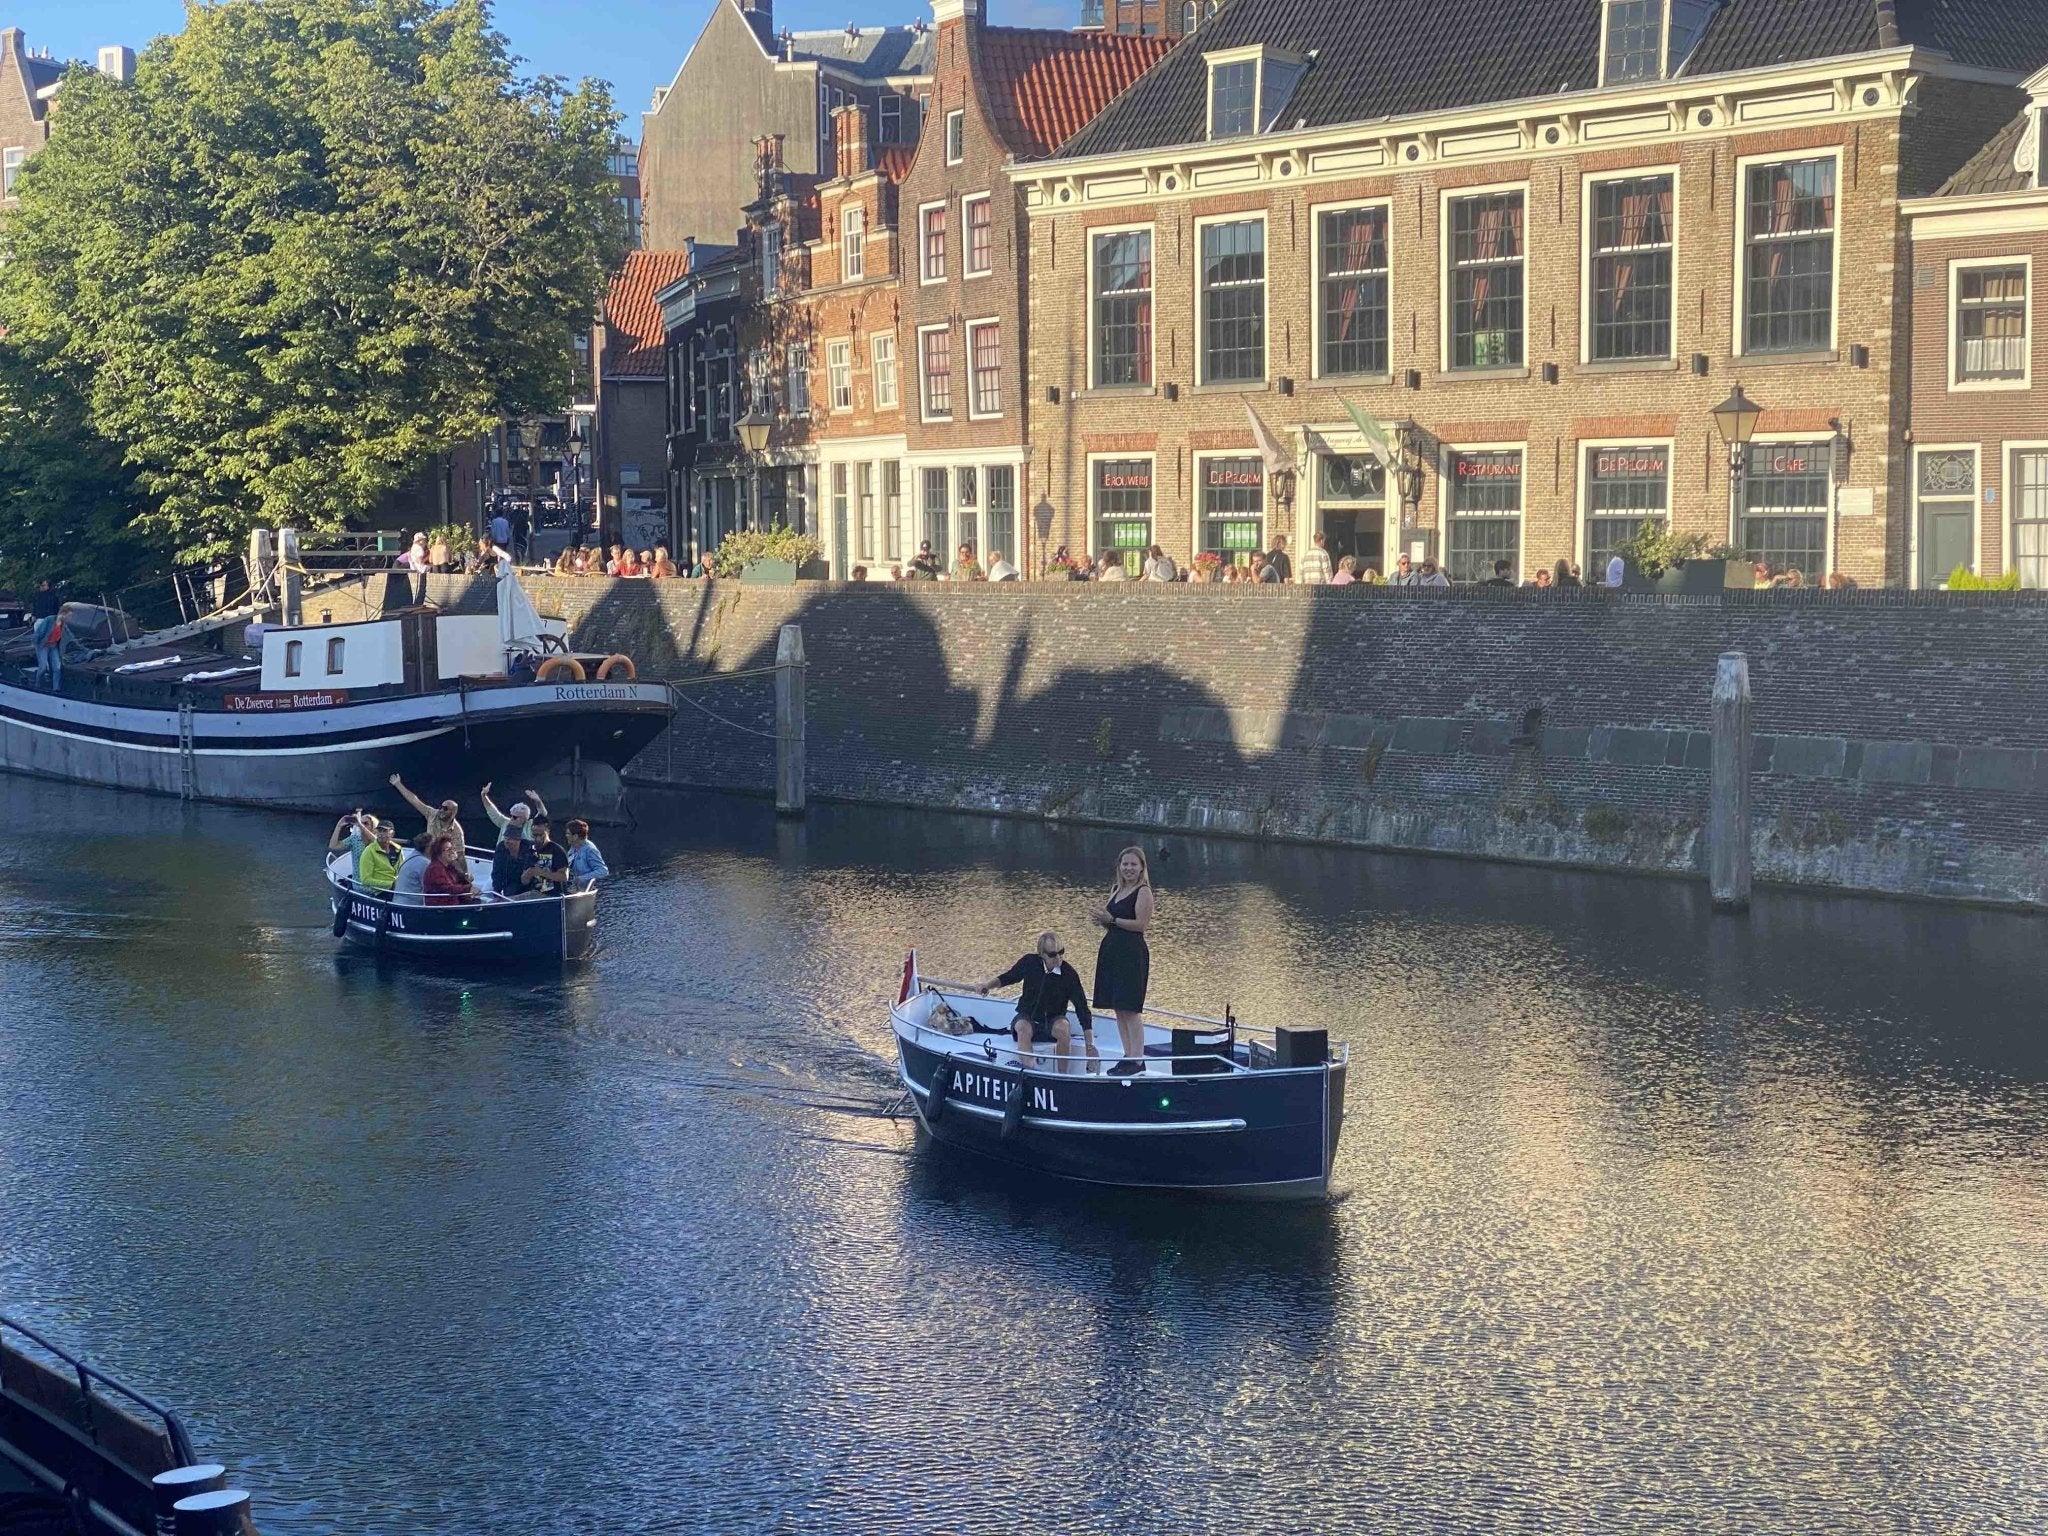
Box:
421;575;2048;908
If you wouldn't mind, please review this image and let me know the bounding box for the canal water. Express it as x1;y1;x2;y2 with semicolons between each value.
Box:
0;776;2043;1534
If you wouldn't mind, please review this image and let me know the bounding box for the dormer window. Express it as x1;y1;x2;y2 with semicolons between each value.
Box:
1602;0;1664;85
1600;0;1717;88
1205;46;1310;141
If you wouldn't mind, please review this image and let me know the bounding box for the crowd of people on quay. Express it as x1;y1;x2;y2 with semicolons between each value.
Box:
326;774;609;904
398;514;1847;593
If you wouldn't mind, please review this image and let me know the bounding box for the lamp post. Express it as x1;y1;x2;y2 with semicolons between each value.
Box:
735;406;773;537
517;419;542;562
1710;385;1763;552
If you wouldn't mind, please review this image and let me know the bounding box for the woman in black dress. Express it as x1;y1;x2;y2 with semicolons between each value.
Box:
1091;847;1153;1077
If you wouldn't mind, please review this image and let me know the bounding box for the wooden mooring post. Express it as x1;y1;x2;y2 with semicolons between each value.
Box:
775;624;806;818
1709;651;1752;913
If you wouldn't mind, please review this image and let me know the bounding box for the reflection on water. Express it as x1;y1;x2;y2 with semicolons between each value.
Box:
0;778;2043;1534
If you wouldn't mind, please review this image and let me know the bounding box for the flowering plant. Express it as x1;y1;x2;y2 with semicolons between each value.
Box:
1191;551;1224;575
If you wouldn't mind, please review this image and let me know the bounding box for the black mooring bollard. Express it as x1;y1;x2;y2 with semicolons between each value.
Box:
172;1487;256;1536
153;1465;226;1532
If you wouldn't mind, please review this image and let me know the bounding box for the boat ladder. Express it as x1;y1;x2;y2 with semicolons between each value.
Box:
177;700;196;800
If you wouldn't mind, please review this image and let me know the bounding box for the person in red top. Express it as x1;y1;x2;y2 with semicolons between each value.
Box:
423;835;480;905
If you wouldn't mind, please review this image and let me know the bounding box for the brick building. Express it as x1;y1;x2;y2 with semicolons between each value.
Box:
597;249;693;556
1078;0;1214;40
896;0;1167;576
1902;64;2048;587
1017;0;2048;587
639;0;933;254
1;29;131;201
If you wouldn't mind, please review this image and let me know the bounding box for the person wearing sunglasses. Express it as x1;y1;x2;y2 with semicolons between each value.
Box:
975;930;1095;1073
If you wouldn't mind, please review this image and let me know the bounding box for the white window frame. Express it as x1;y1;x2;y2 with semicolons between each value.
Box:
1947;255;2032;392
944;109;965;165
880;95;902;143
826;339;854;413
1439;180;1531;374
1736;432;1836;580
919;200;947;285
1578;164;1680;365
1202;44;1300;141
760;222;783;295
841;205;866;282
1909;443;1984;589
0;146;22;200
961;193;993;279
870;331;899;410
1598;0;1669;88
1087;222;1156;390
2003;440;2048;584
1309;196;1394;381
1575;436;1677;569
1193;211;1270;387
1731;146;1843;359
1087;451;1159;567
965;317;1003;420
1436;441;1529;584
917;322;954;423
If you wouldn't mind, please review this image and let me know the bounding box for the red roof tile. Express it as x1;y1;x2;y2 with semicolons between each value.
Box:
979;27;1174;161
875;144;918;184
603;249;693;379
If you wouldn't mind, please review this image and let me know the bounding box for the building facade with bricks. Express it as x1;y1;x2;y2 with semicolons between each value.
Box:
1017;0;2048;588
639;0;933;254
896;0;1168;578
1;29;132;203
598;249;694;557
1903;64;2048;588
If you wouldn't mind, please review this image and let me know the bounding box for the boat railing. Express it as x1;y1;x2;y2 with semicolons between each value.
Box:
902;981;1347;1073
0;1312;196;1469
324;852;595;903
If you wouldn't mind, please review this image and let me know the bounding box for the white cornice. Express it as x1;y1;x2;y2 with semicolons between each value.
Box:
1014;45;1947;211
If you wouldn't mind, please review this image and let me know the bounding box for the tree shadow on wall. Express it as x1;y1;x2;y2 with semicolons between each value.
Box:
720;587;1252;827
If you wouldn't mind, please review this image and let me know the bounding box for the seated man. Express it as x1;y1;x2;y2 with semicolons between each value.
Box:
520;816;571;897
564;819;609;886
390;773;465;853
490;820;534;901
356;820;405;894
975;930;1094;1072
392;833;434;904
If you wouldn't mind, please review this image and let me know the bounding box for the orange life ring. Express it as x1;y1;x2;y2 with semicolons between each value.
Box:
536;656;586;682
596;654;637;681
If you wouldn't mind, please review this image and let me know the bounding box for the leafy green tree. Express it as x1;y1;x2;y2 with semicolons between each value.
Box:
0;0;627;567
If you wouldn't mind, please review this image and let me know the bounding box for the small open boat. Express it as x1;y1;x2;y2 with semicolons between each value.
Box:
324;849;599;964
890;954;1349;1200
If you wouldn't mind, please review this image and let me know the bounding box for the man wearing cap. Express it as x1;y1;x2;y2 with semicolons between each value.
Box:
480;783;546;845
907;541;941;580
520;815;571;897
357;820;405;894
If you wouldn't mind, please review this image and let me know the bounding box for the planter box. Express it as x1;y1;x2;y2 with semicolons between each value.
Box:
797;557;830;581
1677;558;1754;592
742;558;798;585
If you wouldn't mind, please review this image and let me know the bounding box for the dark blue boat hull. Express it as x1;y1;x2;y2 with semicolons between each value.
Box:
897;1033;1344;1199
329;878;598;965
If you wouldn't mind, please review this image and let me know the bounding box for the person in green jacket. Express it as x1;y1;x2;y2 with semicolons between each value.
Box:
356;821;405;893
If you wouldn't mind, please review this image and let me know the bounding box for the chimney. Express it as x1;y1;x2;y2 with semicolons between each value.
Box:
97;45;135;83
833;103;871;180
0;29;23;63
736;0;773;26
931;0;981;25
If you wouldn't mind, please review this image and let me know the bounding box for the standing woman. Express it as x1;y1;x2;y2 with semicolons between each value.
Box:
1091;847;1153;1077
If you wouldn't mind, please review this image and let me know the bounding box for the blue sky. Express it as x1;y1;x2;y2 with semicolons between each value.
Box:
23;0;1069;124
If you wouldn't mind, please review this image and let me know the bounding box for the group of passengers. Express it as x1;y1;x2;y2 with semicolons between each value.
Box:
326;773;609;904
